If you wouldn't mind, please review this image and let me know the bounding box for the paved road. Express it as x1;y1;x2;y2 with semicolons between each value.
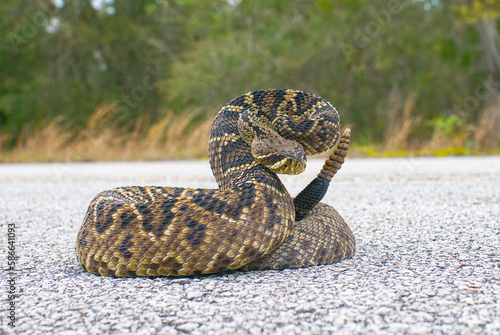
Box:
1;157;499;334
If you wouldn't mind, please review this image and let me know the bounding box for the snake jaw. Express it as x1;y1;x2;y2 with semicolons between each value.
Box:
253;143;307;175
253;151;306;174
270;156;306;175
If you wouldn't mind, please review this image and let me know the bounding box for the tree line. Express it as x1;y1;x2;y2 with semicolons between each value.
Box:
1;0;499;158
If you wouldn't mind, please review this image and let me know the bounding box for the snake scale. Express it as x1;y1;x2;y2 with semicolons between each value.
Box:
76;89;355;277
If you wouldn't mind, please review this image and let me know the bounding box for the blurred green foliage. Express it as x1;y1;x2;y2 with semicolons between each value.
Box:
1;0;499;150
426;115;467;139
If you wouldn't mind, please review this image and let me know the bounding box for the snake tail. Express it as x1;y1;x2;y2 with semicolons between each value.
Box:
294;128;351;221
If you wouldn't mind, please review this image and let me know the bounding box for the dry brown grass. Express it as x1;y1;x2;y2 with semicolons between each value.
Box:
1;100;498;162
360;88;499;157
6;116;73;162
474;94;500;151
1;104;214;162
384;90;421;151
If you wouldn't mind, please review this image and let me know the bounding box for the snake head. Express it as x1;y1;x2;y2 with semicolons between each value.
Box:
251;136;306;175
238;107;306;174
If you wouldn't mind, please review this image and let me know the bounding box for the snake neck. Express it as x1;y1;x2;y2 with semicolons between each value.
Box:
208;105;288;196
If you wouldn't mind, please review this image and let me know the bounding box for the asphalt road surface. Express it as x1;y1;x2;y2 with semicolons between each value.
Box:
1;157;499;334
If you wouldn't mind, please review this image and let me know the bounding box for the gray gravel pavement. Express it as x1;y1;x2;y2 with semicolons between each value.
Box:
1;157;499;334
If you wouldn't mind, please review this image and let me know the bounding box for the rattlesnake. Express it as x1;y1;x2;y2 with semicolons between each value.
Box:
76;89;355;277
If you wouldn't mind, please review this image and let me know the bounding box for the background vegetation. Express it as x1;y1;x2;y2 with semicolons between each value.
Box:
1;0;499;162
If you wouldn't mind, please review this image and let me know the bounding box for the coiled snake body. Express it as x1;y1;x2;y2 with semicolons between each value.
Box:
76;89;355;277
